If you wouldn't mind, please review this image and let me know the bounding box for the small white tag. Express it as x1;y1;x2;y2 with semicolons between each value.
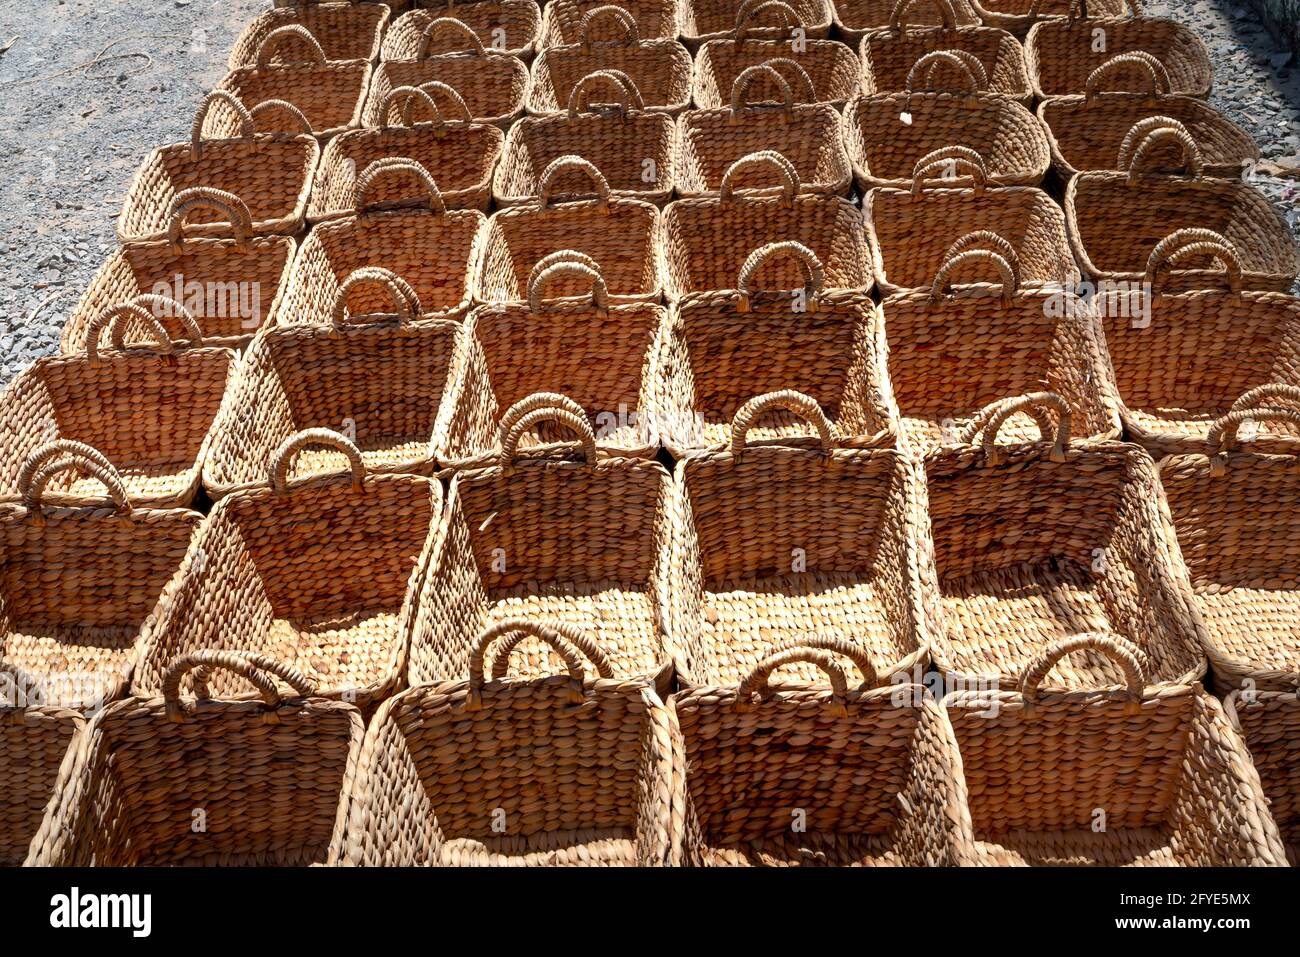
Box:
899;111;913;125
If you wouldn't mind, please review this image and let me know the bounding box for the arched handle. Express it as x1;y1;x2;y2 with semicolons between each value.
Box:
255;24;327;68
527;257;609;314
18;443;132;515
525;250;602;298
758;634;879;686
380;85;443;128
929;249;1017;305
734;0;800;42
163;651;317;722
1085;50;1171;101
911;146;988;195
468;620;614;709
84;295;203;362
567;69;644;117
190;90;254;156
941;230;1023;288
1229;383;1300;413
736;241;824;312
730;63;794;115
719;150;800;205
889;0;958;32
579;4;640;49
1026;0;1096;19
417;17;486;59
1124;125;1203;181
1207;407;1300;460
1019;633;1147;702
270;428;365;493
1143;227;1243;295
330;267;420;331
1116;115;1193;171
960;392;1071;467
760;57;816;100
166;187;253;248
498;393;598;463
729;390;835;454
736;648;849;715
353;157;447;214
537;155;611;209
249;98;314;137
905;49;987;94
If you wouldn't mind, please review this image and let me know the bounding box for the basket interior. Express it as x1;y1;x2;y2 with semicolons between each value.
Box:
223;63;368;134
233;5;384;65
0;711;81;866
372;59;525;123
694;40;860;106
863;30;1025;95
533;44;690;112
498;114;675;198
1030;20;1208;96
1234;696;1300;862
680;109;846;192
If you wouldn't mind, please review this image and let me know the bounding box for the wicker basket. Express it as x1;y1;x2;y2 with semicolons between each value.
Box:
118;91;319;244
681;0;831;50
27;651;363;866
1065;126;1300;293
474;157;663;303
691;1;861;108
528;6;692;115
230;1;390;67
1039;57;1257;180
1;300;235;509
407;398;677;692
656;246;896;454
843;55;1049;192
494;70;677;205
364;17;529;127
339;620;681;865
1226;689;1300;864
677;65;851;198
310;83;503;220
882;239;1121;455
383;1;542;62
923;392;1207;689
0;700;83;867
138;431;442;712
0;444;201;712
948;634;1287;866
282;158;486;324
1102;231;1300;456
217;25;372;138
971;0;1130;39
661;151;870;300
204;271;477;497
864;154;1078;295
833;0;978;44
1025;5;1212;98
542;0;681;47
672;651;974;865
860;0;1030;101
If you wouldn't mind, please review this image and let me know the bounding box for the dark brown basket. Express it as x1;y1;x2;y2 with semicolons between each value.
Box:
681;0;832;50
0;701;83;867
542;0;682;46
383;1;542;62
833;0;979;45
230;1;390;67
971;0;1129;39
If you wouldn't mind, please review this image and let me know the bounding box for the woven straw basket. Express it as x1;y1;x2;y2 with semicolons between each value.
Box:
27;651;363;866
1039;57;1257;180
673;658;974;865
843;60;1050;192
281;159;486;324
203;272;476;497
881;238;1121;455
677;65;852;198
681;0;831;51
339;621;682;865
365;17;529;127
1024;5;1213;98
656;246;896;455
310;84;503;220
923;393;1207;689
494;71;677;206
1226;689;1300;864
669;392;935;692
864;156;1077;294
948;634;1286;866
971;0;1129;39
118;91;318;244
229;1;390;68
528;6;693;116
447;259;669;466
0;301;235;508
407;400;677;692
833;0;978;44
474;157;663;303
542;0;682;47
138;431;442;712
860;0;1031;101
1102;231;1300;456
0;445;201;712
1065;127;1300;293
0;701;83;867
217;26;372;138
691;2;861;109
383;2;542;62
661;151;871;299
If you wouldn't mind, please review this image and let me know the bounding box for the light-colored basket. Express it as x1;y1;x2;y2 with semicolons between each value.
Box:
948;634;1286;866
474;158;662;304
528;5;693;115
1065;126;1300;293
203;270;479;497
494;70;677;206
230;1;390;67
27;651;363;866
339;620;682;865
656;245;895;455
661;151;871;300
682;0;831;51
407;398;678;692
0;445;201;712
677;65;851;198
364;17;529;127
138;431;442;712
971;0;1129;40
833;0;978;45
923;392;1207;689
117;91;319;244
864;152;1077;294
383;1;541;62
282;158;486;324
0;700;83;867
672;652;974;865
1226;689;1300;864
881;236;1121;454
542;0;682;47
1;301;235;508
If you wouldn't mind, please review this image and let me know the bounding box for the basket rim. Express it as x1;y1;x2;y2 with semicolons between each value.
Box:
228;1;391;70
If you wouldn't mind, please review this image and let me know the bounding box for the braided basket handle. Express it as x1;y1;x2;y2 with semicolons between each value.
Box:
166;187;253;248
18;442;132;516
1206;406;1300;462
270;428;366;493
730;390;835;454
380;85;443;127
526;250;602;298
190;90;254;156
468;619;614;709
417;17;487;59
905;49;987;93
1019;633;1147;703
567;69;644;116
961;392;1071;466
1026;0;1097;20
580;4;640;48
1085;50;1171;101
255;24;327;68
527;256;609;314
84;295;203;362
331;266;420;331
537;155;611;209
720;150;800;205
889;0;958;32
353;157;447;214
163;651;317;722
1116;114;1193;171
1143;227;1243;295
911;145;988;195
249;98;314;136
498;393;598;464
416;82;473;128
1230;383;1300;413
759;635;879;686
731;63;794;115
1124;125;1203;181
941;230;1023;287
930;249;1018;305
736;241;824;312
734;0;800;43
761;57;816;100
736;648;850;715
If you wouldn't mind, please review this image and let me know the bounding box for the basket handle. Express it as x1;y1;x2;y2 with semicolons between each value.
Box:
720;150;800;205
537;155;612;209
734;0;800;43
905;49;987;93
1143;227;1243;296
330;266;420;331
941;230;1023;287
731;63;794;115
163;651;317;722
526;249;602;296
468;620;615;709
353;157;447;214
498;393;598;464
1085;51;1171;101
166;187;253;249
960;392;1071;466
1019;633;1147;703
580;4;640;49
190;90;254;156
84;295;203;362
736;648;850;715
527;257;610;314
17;442;132;516
416;17;486;60
1230;383;1300;413
729;389;835;454
889;0;958;32
911;146;988;195
255;24;327;68
1124;125;1203;181
1207;406;1300;459
929;249;1017;305
759;635;879;685
1026;0;1095;20
567;69;644;117
1116;114;1193;172
736;241;824;312
270;428;366;493
760;57;816;100
248;98;315;137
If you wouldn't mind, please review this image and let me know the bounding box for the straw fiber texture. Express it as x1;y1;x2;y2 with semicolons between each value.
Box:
681;0;832;50
383;2;541;62
0;704;83;867
229;2;390;68
970;0;1129;39
1226;690;1300;864
833;0;979;45
542;0;682;47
